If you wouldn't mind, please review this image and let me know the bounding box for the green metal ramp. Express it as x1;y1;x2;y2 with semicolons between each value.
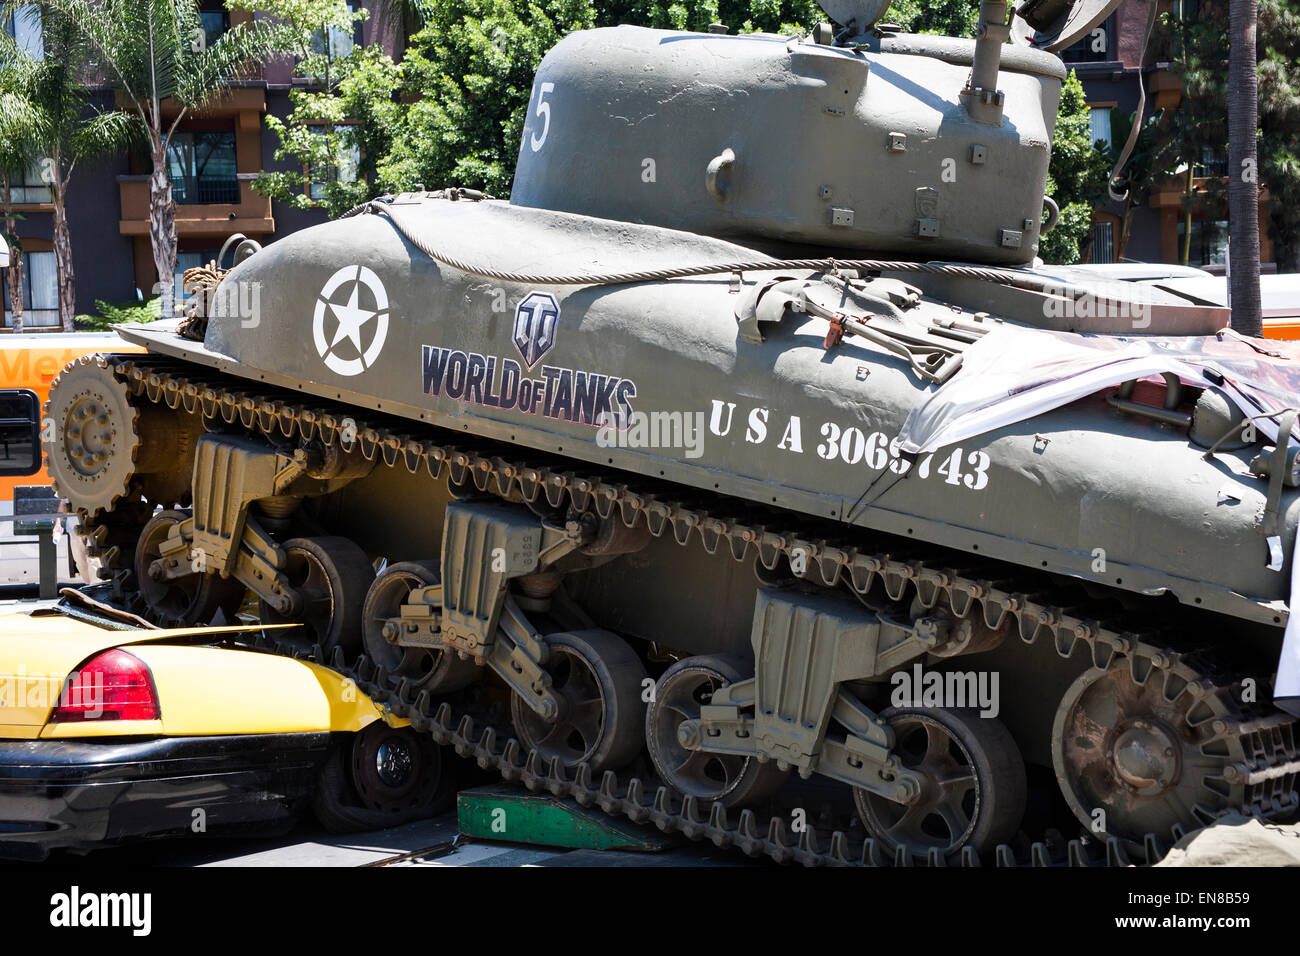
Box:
457;784;681;852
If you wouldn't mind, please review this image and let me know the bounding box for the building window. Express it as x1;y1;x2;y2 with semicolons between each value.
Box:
1089;221;1115;264
198;2;229;48
1193;145;1228;179
6;161;51;204
1060;15;1112;63
4;4;44;59
1178;219;1229;266
174;249;221;312
1089;107;1112;150
3;250;59;327
307;127;360;199
310;0;362;59
166;131;239;205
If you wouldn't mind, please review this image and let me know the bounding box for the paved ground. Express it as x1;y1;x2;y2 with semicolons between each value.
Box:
28;811;756;867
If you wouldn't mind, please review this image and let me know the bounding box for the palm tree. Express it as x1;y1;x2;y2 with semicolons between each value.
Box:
1227;0;1262;336
5;0;289;319
0;86;37;332
1;12;136;331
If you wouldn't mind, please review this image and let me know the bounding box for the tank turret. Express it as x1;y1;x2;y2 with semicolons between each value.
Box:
511;0;1119;265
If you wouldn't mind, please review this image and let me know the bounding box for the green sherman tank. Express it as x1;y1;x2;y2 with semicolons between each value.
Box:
44;0;1300;864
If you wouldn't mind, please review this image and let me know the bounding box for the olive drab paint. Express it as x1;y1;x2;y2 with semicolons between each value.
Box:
45;0;1300;861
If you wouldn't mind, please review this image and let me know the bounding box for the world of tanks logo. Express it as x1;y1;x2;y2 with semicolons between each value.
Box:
313;264;390;376
421;290;639;427
513;291;559;368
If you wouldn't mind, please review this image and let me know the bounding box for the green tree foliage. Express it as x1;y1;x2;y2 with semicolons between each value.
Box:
1041;69;1110;264
378;0;595;198
885;0;978;36
74;296;162;331
0;80;38;330
1103;106;1180;261
0;9;137;329
595;0;821;33
234;0;406;217
352;0;828;199
15;0;291;316
1153;3;1229;263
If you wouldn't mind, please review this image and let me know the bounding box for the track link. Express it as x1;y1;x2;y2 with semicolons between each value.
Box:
71;354;1300;866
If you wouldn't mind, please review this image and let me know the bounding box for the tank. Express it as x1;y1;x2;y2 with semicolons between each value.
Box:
42;0;1300;865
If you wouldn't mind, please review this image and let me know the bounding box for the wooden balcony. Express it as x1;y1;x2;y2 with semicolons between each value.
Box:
117;175;274;238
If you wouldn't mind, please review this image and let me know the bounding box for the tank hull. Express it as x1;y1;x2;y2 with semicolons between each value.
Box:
119;198;1297;626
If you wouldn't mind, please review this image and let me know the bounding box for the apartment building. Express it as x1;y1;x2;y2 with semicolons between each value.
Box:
1067;0;1279;270
3;0;406;328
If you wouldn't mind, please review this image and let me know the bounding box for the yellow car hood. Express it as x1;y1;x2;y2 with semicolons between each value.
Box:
0;611;399;739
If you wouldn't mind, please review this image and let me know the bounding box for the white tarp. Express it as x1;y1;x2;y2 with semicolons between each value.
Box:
1154;812;1300;867
896;326;1300;717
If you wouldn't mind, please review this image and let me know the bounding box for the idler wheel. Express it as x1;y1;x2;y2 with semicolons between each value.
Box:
853;707;1026;863
510;629;646;773
1052;650;1249;848
134;510;245;626
260;536;375;656
361;560;480;691
645;654;787;807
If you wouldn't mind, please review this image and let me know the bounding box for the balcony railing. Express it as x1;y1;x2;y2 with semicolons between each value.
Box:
118;175;273;237
172;176;240;205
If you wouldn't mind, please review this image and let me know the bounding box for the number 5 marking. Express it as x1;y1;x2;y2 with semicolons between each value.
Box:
530;82;555;152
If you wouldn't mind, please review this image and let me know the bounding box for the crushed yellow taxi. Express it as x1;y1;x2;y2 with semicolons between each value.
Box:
0;599;454;860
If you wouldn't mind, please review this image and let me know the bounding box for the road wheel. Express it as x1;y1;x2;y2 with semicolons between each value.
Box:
260;536;374;657
645;654;787;807
134;509;244;626
510;629;646;773
361;560;480;691
854;707;1026;863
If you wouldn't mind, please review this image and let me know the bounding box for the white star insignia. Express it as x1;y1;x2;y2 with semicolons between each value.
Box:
327;281;376;352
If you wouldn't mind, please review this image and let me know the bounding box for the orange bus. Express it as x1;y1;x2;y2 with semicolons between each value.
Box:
0;333;142;589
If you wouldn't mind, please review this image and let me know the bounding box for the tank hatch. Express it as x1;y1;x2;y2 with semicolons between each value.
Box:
1009;0;1125;51
815;0;890;35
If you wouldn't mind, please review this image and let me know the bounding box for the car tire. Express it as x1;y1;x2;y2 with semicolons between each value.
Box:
313;724;456;834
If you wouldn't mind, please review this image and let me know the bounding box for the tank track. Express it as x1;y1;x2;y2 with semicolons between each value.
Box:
71;353;1300;866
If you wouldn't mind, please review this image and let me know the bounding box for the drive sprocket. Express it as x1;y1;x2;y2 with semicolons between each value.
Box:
44;355;196;516
44;357;141;515
1051;645;1291;849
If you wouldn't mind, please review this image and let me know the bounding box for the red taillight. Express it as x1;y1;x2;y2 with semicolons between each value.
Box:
51;649;160;722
